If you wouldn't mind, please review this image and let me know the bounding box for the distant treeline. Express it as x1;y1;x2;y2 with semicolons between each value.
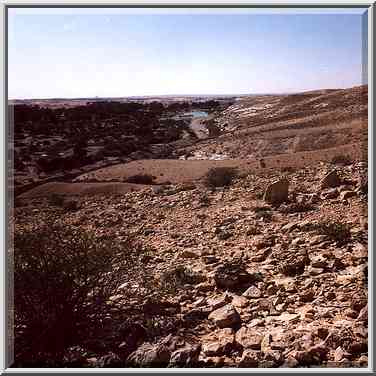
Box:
11;100;223;175
11;100;220;124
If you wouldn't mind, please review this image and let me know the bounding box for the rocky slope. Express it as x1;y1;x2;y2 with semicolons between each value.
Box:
179;85;367;161
12;160;368;368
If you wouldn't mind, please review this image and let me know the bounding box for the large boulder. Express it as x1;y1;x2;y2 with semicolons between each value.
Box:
263;178;289;205
243;285;262;299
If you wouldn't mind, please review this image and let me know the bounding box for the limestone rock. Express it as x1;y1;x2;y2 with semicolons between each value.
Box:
238;349;261;367
263;178;289;205
127;342;171;367
208;304;241;328
235;327;263;349
243;286;262;299
201;328;234;356
169;343;201;367
340;190;356;200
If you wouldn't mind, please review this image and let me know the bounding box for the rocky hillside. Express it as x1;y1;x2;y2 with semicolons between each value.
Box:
180;85;367;161
12;160;368;368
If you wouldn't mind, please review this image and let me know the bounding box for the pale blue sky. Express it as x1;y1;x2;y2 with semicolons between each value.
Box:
8;8;368;99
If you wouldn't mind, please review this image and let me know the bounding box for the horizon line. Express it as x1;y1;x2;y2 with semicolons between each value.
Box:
8;84;368;102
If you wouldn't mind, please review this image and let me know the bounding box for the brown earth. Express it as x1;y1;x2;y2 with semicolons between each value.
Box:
179;85;367;160
13;161;368;368
21;141;363;198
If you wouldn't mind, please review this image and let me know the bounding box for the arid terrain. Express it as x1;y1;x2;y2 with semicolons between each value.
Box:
10;85;368;368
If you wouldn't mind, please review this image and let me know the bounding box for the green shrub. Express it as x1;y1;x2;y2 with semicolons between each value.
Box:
204;167;238;188
12;220;138;365
313;220;351;245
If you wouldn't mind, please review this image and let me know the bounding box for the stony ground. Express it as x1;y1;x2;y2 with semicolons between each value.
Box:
180;85;367;161
13;160;368;368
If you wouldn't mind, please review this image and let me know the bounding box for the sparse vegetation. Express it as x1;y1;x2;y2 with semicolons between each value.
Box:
313;219;352;245
252;205;273;221
10;85;369;368
12;218;154;366
246;225;262;236
204;167;238;188
279;201;315;214
159;265;205;294
280;166;296;174
126;174;155;185
331;154;352;166
49;193;65;207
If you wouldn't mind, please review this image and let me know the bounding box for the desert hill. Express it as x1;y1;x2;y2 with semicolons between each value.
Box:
12;85;368;368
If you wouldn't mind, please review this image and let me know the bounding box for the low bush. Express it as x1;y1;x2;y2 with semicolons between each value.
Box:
313;220;351;245
280;166;296;174
48;193;65;207
12;219;142;366
252;205;273;221
125;174;155;185
255;210;273;222
279;201;315;214
204;167;238;188
331;154;352;166
159;265;205;294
